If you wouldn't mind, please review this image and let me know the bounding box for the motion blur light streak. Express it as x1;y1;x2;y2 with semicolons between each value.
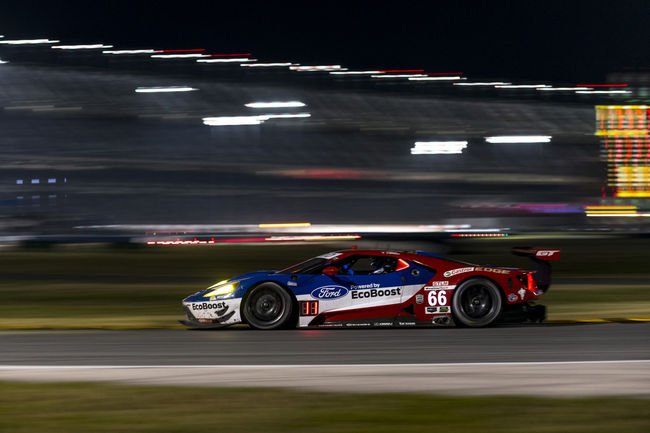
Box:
585;208;648;217
102;49;156;54
538;87;593;91
241;62;294;67
410;141;468;155
0;59;8;64
135;86;198;93
329;70;382;75
485;135;552;143
202;116;264;126
598;105;649;110
151;54;209;59
202;113;310;126
454;82;511;86
258;222;311;228
450;233;509;237
52;44;113;50
259;113;311;120
144;234;361;245
583;206;649;217
198;58;256;63
595;130;648;137
371;74;427;78
290;65;345;71
379;69;425;73
443;228;503;232
245;101;306;108
264;235;361;242
495;84;550;89
83;224;471;234
408;76;465;81
0;38;59;45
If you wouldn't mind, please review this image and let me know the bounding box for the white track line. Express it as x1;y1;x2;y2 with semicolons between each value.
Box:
1;360;648;369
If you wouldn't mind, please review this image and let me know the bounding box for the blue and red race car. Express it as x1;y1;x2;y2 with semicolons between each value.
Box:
181;247;560;329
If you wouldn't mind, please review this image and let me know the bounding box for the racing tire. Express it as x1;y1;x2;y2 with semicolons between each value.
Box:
242;282;294;330
452;278;503;327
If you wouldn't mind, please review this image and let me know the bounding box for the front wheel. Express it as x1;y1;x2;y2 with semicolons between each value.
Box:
452;278;503;327
242;282;294;330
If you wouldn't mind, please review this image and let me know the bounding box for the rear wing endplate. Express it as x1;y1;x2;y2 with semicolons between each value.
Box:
511;247;561;293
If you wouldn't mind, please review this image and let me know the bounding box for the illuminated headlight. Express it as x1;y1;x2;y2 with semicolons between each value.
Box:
203;280;237;298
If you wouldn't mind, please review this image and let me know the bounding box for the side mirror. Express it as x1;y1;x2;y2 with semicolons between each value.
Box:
322;266;339;276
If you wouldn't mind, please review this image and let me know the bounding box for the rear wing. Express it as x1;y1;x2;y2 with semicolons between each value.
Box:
511;247;561;293
511;247;561;261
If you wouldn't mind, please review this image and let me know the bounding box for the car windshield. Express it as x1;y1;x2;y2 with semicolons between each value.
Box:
276;257;329;274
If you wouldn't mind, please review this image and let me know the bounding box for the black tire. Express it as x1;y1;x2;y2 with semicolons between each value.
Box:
452;278;503;327
242;282;294;330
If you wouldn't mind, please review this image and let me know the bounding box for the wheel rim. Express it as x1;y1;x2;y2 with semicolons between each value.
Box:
459;284;493;318
249;288;285;326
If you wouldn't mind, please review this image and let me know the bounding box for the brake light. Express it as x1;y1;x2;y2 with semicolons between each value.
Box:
527;273;536;290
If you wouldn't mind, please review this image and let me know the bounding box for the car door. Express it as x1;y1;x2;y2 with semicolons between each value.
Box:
398;260;436;304
329;255;404;310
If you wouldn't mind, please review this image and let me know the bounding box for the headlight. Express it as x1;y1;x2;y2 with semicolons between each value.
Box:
203;281;237;298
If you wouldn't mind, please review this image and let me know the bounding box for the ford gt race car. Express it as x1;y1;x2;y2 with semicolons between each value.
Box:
181;247;560;329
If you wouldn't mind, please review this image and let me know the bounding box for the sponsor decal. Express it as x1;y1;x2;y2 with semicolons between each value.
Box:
191;301;227;311
475;266;510;275
427;290;449;307
518;288;526;301
508;293;518;303
438;306;449;313
415;294;424;304
536;250;560;258
287;281;297;287
351;288;401;299
311;285;349;300
216;305;230;317
351;283;380;290
443;267;474;277
216;310;235;322
427;281;450;287
397;321;416;326
425;306;438;314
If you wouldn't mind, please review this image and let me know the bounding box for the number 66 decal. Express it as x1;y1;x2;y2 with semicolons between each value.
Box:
427;290;449;306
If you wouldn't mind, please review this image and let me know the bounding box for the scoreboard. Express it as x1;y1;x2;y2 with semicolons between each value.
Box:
596;105;650;198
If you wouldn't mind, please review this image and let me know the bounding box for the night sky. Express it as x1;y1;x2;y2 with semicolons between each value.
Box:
2;0;649;82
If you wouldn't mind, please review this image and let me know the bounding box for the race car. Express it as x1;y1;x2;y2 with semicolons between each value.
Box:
181;247;560;329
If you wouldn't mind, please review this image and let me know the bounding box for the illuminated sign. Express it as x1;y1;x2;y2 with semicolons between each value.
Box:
596;105;650;198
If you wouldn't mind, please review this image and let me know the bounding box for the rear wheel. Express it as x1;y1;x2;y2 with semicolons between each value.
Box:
243;282;294;330
452;278;503;327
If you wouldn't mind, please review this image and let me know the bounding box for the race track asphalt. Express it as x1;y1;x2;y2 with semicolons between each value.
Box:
1;323;648;365
1;324;648;396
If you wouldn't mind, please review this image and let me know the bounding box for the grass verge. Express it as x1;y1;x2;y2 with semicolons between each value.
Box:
0;381;648;433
